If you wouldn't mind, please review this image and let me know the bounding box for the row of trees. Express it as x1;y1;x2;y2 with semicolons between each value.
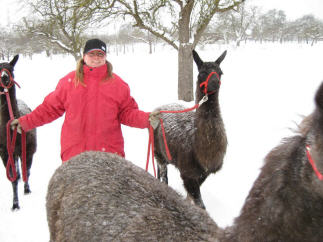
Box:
2;10;322;59
3;3;323;58
1;1;323;101
209;5;323;46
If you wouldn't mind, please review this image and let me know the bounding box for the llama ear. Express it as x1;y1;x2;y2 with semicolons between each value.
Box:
314;81;323;110
10;55;19;67
192;49;203;69
215;50;227;65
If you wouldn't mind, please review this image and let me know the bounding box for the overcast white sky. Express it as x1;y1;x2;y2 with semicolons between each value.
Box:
249;0;323;20
0;0;323;26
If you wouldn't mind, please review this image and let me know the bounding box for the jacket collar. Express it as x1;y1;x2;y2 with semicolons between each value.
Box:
83;64;107;79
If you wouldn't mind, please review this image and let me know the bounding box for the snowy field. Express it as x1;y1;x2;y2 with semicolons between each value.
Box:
0;42;323;241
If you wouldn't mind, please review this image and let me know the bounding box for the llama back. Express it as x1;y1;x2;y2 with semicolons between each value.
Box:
17;99;37;149
17;99;32;116
46;151;220;241
154;103;195;135
154;103;196;162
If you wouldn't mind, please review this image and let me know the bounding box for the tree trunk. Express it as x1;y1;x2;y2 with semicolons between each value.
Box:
178;44;194;102
177;0;194;102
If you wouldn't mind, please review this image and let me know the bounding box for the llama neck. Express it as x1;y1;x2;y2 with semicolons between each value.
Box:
195;90;221;119
193;89;227;172
0;87;19;122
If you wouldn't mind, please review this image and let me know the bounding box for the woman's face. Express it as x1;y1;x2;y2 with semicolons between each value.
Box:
83;51;106;68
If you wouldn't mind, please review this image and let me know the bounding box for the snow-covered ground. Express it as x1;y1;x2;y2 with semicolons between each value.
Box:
0;42;323;241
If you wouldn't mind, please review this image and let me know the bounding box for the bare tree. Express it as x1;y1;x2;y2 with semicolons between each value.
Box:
0;30;10;60
212;3;259;46
84;0;245;101
295;15;323;45
256;9;287;42
23;0;99;60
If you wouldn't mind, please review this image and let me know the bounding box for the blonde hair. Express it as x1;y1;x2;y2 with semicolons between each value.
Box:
74;59;113;86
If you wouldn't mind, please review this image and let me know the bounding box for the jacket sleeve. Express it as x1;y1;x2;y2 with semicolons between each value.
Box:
19;78;67;132
118;83;150;129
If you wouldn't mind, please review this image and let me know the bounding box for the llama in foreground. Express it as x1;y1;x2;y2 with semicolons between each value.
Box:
219;81;323;242
46;152;221;242
0;55;37;210
47;81;323;241
153;49;227;209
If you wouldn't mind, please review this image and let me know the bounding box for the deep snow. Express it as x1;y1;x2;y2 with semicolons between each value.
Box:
0;42;323;241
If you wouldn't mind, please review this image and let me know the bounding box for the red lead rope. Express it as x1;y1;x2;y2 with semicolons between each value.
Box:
146;126;157;177
0;69;27;182
305;145;323;180
6;120;27;182
5;98;28;182
146;95;208;177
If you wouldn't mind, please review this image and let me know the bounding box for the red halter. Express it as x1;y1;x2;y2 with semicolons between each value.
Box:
0;68;20;90
199;71;220;95
305;145;323;180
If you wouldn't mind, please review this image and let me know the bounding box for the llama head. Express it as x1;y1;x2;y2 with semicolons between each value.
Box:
303;81;323;192
193;50;227;96
0;55;19;90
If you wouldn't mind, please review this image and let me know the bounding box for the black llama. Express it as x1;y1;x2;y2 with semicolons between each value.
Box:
47;81;323;242
219;81;323;242
153;49;227;209
0;55;37;210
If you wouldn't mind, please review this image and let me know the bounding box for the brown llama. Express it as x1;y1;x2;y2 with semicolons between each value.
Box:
153;49;228;209
46;151;221;242
47;81;323;242
0;55;37;210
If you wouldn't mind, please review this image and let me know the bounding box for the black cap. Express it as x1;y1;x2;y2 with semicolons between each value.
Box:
83;39;106;54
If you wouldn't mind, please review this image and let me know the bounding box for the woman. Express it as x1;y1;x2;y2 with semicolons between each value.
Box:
11;38;159;162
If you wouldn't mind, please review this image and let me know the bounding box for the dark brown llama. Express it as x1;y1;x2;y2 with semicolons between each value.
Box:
47;81;323;242
0;55;37;210
153;49;227;209
219;81;323;242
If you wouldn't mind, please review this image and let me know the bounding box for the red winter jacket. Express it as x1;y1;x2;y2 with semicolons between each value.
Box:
19;64;150;162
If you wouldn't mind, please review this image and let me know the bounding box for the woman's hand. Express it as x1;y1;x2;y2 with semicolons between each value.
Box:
10;119;22;134
149;111;161;129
